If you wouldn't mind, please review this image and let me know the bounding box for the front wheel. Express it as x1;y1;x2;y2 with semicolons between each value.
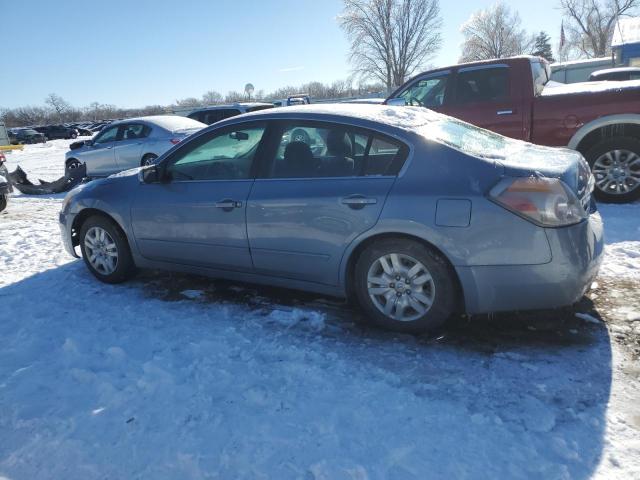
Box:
353;238;457;334
586;137;640;203
141;154;158;167
79;215;136;283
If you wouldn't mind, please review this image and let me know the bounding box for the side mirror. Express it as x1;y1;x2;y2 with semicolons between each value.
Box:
141;164;160;183
229;131;249;141
386;97;407;106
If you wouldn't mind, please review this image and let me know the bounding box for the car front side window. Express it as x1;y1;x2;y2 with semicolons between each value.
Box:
399;74;449;107
166;124;266;181
93;126;119;144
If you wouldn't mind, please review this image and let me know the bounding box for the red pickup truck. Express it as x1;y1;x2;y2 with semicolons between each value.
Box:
386;56;640;203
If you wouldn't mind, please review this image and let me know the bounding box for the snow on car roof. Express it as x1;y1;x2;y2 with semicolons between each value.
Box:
113;115;205;131
541;79;640;96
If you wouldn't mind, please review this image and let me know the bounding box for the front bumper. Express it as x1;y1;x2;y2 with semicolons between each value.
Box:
456;212;604;315
59;211;80;258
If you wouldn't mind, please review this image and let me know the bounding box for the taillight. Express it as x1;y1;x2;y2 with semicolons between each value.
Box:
489;177;587;227
170;138;181;145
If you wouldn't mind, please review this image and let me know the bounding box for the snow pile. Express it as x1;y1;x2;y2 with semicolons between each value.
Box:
0;142;639;479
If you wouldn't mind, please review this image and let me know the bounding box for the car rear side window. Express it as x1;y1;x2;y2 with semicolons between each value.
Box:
455;67;509;104
267;122;408;179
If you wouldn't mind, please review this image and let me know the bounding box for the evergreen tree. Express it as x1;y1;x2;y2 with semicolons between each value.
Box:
531;31;555;62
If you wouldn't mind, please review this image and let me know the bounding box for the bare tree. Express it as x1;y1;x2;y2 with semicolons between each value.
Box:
559;0;638;58
174;97;202;108
202;90;223;105
44;93;71;122
459;3;534;62
339;0;442;91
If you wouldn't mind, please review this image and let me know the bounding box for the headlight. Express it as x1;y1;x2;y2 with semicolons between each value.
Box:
489;177;587;227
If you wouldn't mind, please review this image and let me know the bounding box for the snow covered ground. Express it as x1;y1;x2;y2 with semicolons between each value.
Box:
1;140;639;479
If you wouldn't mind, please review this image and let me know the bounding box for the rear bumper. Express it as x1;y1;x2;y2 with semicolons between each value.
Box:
456;212;604;314
59;211;79;258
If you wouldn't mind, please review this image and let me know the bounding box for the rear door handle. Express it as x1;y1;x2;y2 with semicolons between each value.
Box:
341;195;377;209
214;199;243;211
497;110;514;116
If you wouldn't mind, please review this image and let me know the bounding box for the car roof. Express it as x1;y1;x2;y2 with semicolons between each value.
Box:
591;67;640;75
191;102;274;111
217;103;442;134
108;115;205;130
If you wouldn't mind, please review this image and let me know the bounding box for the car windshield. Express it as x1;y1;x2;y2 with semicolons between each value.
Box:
150;116;205;132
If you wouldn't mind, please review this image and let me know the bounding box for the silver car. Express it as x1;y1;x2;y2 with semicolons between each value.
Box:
59;105;604;333
65;115;205;176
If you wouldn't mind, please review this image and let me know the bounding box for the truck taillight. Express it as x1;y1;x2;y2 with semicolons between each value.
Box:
489;177;587;227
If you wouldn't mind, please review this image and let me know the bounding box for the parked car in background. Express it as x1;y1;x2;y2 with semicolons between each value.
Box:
184;103;274;125
34;125;79;140
589;67;640;81
0;152;12;212
272;94;311;107
59;104;603;334
65;115;205;176
386;55;640;203
550;57;612;83
9;128;47;144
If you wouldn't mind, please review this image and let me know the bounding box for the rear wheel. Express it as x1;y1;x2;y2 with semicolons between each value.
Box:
141;153;158;167
585;137;640;203
79;215;136;284
353;238;457;334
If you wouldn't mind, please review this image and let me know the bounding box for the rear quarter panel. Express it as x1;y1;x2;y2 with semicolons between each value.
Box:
340;136;553;284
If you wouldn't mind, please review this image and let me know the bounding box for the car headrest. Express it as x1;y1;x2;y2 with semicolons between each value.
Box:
326;130;352;157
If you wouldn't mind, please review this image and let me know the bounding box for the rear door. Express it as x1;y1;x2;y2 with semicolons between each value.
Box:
247;121;408;285
114;123;150;170
444;64;526;140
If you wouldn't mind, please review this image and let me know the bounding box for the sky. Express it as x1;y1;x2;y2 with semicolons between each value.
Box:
1;0;563;109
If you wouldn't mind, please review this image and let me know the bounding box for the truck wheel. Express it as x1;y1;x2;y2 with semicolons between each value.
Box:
291;128;310;144
353;238;456;334
585;137;640;203
0;195;7;213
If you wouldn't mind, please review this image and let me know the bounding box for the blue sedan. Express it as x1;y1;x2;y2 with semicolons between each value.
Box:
59;105;604;333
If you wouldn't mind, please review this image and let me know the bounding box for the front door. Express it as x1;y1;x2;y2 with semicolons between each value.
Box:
247;121;408;285
82;124;119;176
130;123;267;271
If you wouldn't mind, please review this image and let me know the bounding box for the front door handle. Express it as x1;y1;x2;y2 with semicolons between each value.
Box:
214;199;242;211
341;195;377;209
497;110;514;116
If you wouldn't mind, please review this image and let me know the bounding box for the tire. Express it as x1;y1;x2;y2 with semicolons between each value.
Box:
585;136;640;203
353;238;457;334
66;158;82;173
290;128;310;144
70;132;78;139
141;153;158;167
79;215;136;284
0;195;7;213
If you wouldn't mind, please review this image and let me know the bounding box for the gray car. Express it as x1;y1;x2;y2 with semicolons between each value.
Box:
59;105;604;333
65;115;206;176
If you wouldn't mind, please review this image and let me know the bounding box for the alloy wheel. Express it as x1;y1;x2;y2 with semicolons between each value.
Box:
84;226;118;275
367;253;436;322
592;149;640;196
